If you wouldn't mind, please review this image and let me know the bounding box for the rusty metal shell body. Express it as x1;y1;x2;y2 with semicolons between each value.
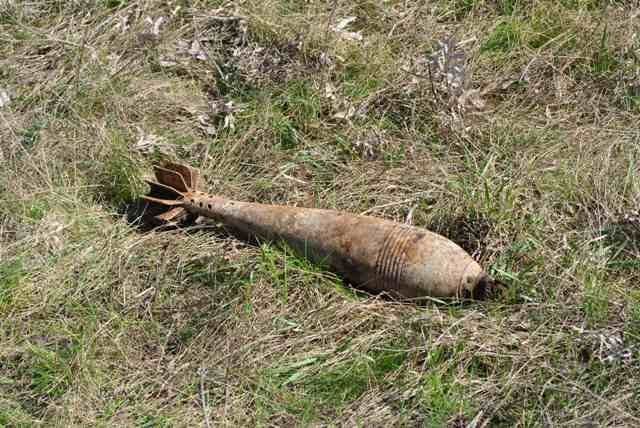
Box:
184;192;486;299
142;162;488;299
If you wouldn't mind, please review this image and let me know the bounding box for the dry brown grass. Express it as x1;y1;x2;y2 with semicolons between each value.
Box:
1;0;639;426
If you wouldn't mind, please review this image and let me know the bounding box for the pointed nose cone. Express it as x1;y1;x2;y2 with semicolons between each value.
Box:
392;230;489;299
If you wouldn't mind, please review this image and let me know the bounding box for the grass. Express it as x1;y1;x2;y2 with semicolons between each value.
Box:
0;260;23;309
1;0;639;426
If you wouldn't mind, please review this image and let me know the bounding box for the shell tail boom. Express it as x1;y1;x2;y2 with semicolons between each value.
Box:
141;162;201;224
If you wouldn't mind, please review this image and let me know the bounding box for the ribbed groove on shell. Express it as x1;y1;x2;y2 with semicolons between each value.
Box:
388;228;414;289
389;229;413;290
374;228;395;286
375;226;413;290
375;227;404;285
377;227;409;289
381;228;409;284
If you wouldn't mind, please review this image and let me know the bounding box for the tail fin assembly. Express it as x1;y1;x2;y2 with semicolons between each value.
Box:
142;162;201;224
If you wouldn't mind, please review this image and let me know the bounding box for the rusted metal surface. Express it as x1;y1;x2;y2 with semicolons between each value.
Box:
142;162;491;300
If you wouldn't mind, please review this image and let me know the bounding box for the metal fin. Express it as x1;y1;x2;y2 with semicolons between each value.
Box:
153;162;200;192
141;195;184;206
155;206;189;223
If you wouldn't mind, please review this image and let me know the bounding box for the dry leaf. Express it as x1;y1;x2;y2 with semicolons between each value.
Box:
133;128;175;156
114;13;131;34
598;333;633;364
158;58;178;68
0;89;10;108
319;52;335;69
334;16;357;31
427;36;466;100
332;16;363;41
324;82;337;101
145;16;166;37
197;100;243;135
354;130;386;159
36;214;70;254
333;106;357;120
189;40;208;61
198;114;217;135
